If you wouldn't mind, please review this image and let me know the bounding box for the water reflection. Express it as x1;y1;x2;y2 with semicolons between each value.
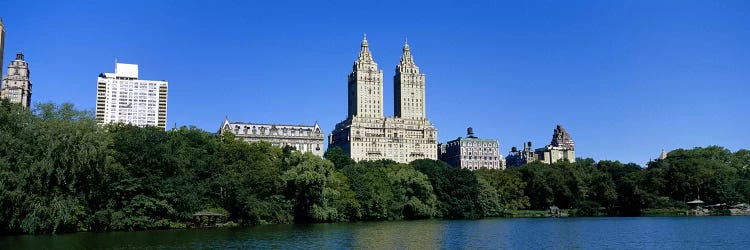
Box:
2;217;750;249
351;220;442;249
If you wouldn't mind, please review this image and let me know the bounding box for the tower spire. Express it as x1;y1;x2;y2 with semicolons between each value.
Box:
394;37;425;119
399;37;415;67
357;33;374;63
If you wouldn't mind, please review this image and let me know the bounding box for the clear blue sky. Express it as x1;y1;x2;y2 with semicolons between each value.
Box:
2;0;748;165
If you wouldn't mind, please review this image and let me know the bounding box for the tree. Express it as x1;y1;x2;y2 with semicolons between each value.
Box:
283;153;361;223
324;147;354;170
386;164;438;219
411;159;483;219
475;168;530;211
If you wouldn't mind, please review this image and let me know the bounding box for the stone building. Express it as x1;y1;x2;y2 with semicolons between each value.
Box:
1;52;32;108
96;63;168;128
439;127;504;170
219;118;324;157
329;35;438;163
534;124;576;164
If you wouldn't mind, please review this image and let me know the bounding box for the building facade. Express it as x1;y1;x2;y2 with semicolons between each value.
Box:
219;118;325;157
439;128;504;170
329;36;438;163
1;52;32;108
96;63;168;128
534;124;576;164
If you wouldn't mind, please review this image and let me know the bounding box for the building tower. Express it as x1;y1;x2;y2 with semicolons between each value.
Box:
659;149;668;160
550;124;575;150
348;34;384;118
394;38;426;119
330;36;438;163
1;52;32;108
0;17;5;76
535;124;576;164
96;63;168;128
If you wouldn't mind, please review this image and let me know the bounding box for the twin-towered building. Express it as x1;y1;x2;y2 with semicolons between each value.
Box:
328;35;438;163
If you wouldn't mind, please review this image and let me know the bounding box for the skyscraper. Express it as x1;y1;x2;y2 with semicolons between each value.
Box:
1;52;32;108
394;39;426;120
347;34;384;118
96;63;168;128
329;35;438;163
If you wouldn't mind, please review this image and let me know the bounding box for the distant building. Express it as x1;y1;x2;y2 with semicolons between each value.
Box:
506;125;576;166
534;124;576;164
438;127;504;170
659;149;668;160
96;63;168;128
506;141;536;167
329;35;438;163
1;52;32;108
219;118;325;157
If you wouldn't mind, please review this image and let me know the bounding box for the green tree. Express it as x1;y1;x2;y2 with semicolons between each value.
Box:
475;168;530;210
386;164;438;219
324;147;355;170
283;153;361;223
411;159;483;219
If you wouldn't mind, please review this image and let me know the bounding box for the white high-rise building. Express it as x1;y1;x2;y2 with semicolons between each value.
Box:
96;63;168;128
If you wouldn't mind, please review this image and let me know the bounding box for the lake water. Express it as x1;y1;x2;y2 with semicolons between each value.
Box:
2;217;749;249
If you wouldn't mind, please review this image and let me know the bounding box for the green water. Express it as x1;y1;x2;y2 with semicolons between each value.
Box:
2;217;748;249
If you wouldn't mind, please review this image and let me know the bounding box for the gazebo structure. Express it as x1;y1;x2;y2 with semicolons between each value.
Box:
687;200;708;216
192;211;226;227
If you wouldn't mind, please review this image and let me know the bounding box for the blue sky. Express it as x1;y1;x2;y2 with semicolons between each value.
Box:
1;0;748;165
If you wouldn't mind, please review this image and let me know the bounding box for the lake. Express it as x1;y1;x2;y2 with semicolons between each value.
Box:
2;217;748;249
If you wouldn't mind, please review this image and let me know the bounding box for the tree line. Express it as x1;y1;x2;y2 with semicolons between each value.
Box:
1;100;748;234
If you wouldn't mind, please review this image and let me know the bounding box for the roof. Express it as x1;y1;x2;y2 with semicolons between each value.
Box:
193;211;225;217
687;199;704;204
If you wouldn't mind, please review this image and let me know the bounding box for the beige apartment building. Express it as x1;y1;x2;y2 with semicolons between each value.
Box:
329;35;438;163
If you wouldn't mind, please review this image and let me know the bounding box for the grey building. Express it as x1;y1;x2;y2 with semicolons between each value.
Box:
220;118;325;157
439;127;504;170
1;52;32;108
506;141;536;167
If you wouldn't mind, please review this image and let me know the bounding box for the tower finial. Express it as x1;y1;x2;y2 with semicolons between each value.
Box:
361;33;368;47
